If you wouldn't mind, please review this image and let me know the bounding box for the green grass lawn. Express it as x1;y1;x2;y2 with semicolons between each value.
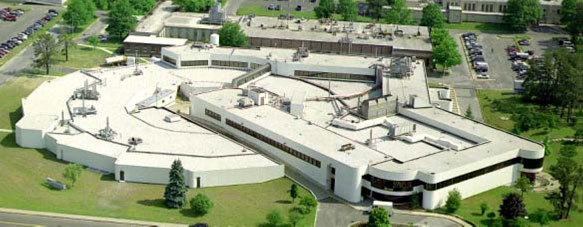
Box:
0;77;49;130
0;76;316;226
54;46;113;69
476;90;578;141
444;22;519;33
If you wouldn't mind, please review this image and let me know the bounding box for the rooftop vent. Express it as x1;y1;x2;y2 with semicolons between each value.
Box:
339;143;355;152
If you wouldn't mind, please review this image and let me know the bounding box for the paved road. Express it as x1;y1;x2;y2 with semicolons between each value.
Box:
0;212;143;227
136;0;178;33
316;198;463;227
77;11;109;43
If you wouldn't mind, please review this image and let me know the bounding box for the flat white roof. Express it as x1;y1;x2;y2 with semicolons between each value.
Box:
123;35;188;46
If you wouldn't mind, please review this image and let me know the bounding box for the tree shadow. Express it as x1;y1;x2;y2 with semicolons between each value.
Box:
136;198;167;208
471;212;482;216
275;200;292;204
179;208;205;218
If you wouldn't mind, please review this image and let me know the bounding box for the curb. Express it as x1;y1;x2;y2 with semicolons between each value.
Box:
0;207;187;227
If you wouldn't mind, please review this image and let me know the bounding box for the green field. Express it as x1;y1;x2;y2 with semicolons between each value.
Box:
55;46;113;69
0;77;317;226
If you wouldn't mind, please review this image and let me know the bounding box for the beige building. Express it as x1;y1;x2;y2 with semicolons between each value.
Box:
439;0;562;24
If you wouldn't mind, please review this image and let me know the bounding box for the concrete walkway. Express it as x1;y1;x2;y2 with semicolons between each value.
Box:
77;44;114;54
0;129;13;133
0;208;186;227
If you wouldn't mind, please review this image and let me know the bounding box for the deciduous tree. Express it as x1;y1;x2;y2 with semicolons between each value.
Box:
445;189;462;213
217;22;248;47
368;207;391;227
33;33;61;75
288;209;304;227
58;33;76;62
266;209;284;227
367;0;387;20
289;183;299;203
190;193;213;215
384;0;412;25
63;163;83;188
315;0;335;19
338;0;358;21
63;0;92;32
106;0;137;40
514;176;533;196
480;202;489;216
420;2;444;29
503;0;542;31
164;159;187;208
87;35;99;49
173;0;214;12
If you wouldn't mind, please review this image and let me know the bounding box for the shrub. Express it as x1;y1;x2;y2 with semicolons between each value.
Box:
445;189;462;213
190;193;213;215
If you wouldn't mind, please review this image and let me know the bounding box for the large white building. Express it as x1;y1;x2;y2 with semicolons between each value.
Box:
161;45;544;209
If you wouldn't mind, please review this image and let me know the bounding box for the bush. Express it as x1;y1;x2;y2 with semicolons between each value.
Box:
266;209;284;227
480;202;489;216
368;207;391;227
445;189;462;213
298;196;317;214
190;193;213;215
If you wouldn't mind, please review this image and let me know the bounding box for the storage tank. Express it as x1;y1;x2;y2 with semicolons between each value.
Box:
210;33;220;46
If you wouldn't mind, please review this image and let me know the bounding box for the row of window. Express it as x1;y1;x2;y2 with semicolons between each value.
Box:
163;56;176;65
294;70;374;82
462;3;503;12
211;60;248;68
363;156;543;192
205;108;221;121
182;60;208;67
225;118;321;168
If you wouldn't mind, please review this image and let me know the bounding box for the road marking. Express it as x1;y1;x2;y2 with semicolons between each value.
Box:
0;220;45;227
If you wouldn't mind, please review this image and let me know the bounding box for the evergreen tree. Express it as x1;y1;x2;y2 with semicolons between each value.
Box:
315;0;335;19
338;0;358;21
499;192;527;220
384;0;412;25
503;0;542;31
368;207;391;227
106;0;137;40
289;183;299;203
164;159;187;208
33;33;61;75
218;22;248;47
420;2;445;29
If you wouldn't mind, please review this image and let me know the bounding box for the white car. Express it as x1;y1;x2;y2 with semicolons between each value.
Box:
477;74;490;79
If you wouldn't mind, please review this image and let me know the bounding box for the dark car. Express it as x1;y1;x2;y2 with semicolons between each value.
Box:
295;5;302;11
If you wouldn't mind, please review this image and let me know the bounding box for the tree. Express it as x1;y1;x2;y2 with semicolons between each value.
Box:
315;0;335;19
190;193;213;215
503;0;542;31
367;0;387;20
487;211;496;220
543;136;551;156
218;22;248;47
480;202;489;216
565;2;583;40
107;0;137;40
173;0;214;13
530;209;550;227
58;33;76;62
164;159;187;208
384;0;412;25
130;0;157;15
445;189;462;213
420;3;444;29
368;206;391;227
33;33;60;75
288;209;304;227
87;35;99;50
63;0;92;32
465;105;474;119
546;156;580;219
431;29;462;73
299;196;317;214
410;194;420;209
266;209;284;227
95;0;109;10
560;144;578;158
63;163;83;188
575;127;583;143
560;0;581;24
514;176;533;196
289;183;299;203
499;192;527;220
338;0;358;21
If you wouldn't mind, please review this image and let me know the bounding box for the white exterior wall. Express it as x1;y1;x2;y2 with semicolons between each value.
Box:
15;127;46;149
193;165;284;188
422;164;521;209
58;144;117;173
115;164;171;185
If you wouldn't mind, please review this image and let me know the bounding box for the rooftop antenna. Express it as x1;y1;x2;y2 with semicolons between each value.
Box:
82;97;86;117
61;110;65;126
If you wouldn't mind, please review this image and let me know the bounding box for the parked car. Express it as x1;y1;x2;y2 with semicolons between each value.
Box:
477;74;490;79
295;5;302;11
518;39;530;46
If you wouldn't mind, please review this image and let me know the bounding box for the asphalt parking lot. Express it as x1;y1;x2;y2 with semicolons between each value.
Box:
0;3;59;47
242;0;320;12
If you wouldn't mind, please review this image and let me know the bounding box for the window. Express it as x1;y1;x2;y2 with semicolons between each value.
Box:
163;56;176;65
499;5;502;12
522;158;543;169
481;4;484;12
181;60;208;67
211;60;248;68
226;118;321;168
205;108;221;121
294;70;374;82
